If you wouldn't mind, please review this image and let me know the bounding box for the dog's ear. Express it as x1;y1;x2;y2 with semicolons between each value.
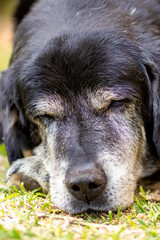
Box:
0;70;24;163
144;61;160;158
0;125;3;144
152;74;160;158
14;0;37;27
0;70;32;164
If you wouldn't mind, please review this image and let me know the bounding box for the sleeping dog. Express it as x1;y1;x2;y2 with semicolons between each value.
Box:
0;0;160;214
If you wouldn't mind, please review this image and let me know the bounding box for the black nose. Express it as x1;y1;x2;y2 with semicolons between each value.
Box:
65;164;106;203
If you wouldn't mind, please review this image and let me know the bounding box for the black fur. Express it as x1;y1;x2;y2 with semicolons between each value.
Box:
14;0;37;27
1;0;160;213
2;0;160;163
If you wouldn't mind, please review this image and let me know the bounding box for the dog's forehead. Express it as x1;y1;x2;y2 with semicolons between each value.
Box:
25;63;148;116
31;56;145;95
23;34;150;112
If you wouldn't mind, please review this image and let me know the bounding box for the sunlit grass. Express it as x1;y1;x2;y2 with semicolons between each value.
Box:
1;141;160;239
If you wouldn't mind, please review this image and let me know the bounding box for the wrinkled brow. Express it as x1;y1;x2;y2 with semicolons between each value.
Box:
28;86;138;118
29;95;64;117
87;88;137;110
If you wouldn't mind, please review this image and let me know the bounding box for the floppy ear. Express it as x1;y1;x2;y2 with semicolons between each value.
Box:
0;70;24;163
0;70;37;164
0;125;3;143
152;75;160;158
144;62;160;158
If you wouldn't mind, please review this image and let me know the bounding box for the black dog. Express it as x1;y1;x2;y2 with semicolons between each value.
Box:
1;0;160;214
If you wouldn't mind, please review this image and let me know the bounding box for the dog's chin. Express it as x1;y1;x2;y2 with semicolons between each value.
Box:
51;194;134;215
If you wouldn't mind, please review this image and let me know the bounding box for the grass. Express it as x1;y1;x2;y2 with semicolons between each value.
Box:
1;21;160;240
0;151;160;240
1;145;160;239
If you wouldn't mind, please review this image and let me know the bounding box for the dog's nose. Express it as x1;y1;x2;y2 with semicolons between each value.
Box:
65;164;106;203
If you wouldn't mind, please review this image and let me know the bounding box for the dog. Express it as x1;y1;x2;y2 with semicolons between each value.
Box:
0;0;160;214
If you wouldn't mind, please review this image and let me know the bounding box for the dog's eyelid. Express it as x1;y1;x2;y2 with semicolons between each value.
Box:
108;98;131;109
93;98;132;114
95;98;132;115
40;114;55;120
33;113;55;122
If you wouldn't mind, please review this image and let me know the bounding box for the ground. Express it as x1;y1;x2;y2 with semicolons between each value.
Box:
1;151;160;240
1;16;160;240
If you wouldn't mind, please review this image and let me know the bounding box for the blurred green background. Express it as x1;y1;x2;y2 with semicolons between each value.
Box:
0;0;16;153
0;0;17;166
0;0;17;71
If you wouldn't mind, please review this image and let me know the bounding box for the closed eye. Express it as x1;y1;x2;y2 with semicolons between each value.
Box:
34;114;55;122
108;99;131;110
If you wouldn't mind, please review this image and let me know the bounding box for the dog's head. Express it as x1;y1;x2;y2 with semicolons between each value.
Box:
1;32;160;214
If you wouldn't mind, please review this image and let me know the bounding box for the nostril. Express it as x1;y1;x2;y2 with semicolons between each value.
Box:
72;185;80;192
89;182;101;190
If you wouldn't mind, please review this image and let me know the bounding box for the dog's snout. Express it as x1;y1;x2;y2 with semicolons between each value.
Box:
65;165;106;203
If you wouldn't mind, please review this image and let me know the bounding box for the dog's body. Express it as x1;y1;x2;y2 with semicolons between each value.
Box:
1;0;160;214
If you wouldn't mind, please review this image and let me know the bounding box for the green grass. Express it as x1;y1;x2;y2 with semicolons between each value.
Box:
1;24;160;240
0;144;160;240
